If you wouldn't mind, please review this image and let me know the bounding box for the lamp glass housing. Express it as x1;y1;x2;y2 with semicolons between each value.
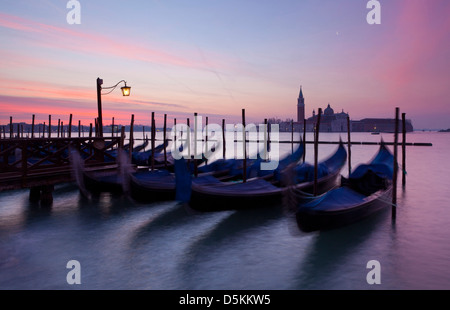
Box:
121;86;131;96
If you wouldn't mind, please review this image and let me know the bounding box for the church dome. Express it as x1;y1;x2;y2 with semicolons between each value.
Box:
324;103;334;116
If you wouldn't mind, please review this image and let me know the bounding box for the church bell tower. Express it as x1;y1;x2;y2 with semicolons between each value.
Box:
297;86;305;123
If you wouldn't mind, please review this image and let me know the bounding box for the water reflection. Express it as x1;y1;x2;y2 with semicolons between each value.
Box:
294;207;391;289
177;206;285;285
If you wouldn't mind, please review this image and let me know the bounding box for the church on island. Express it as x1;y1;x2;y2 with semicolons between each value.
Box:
269;86;413;133
297;86;350;132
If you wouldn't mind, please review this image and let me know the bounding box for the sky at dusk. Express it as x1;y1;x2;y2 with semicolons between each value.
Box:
0;0;449;129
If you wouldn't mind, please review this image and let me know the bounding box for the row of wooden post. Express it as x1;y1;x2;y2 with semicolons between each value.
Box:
1;114;85;139
3;109;408;205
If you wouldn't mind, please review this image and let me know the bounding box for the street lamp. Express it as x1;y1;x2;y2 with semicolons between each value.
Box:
96;77;131;137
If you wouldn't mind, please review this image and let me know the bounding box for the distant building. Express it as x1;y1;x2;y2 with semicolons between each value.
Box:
352;118;413;133
305;103;349;132
297;86;305;124
269;86;414;132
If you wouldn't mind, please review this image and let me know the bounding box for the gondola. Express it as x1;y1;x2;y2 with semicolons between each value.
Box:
129;145;302;203
295;142;395;232
129;155;247;203
82;140;171;195
181;141;346;211
131;140;169;166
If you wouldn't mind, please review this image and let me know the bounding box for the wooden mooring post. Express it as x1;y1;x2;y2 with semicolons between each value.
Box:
242;109;247;183
9;117;13;139
302;119;306;163
264;118;268;161
222;119;226;159
313;108;322;196
347;115;352;177
48;115;52;139
68;114;73;138
291;120;294;154
402;113;407;187
204;116;208;165
194;112;199;177
164;114;168;168
151;112;155;171
31;115;35;138
129;114;135;163
29;185;54;207
186;117;191;164
392;107;399;218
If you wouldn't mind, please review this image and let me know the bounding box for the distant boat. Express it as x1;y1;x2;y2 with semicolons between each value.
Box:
371;132;380;135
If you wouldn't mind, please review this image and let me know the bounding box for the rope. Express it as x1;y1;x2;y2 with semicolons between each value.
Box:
375;196;398;208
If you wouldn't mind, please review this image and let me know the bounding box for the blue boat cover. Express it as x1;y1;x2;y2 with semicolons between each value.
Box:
174;158;192;203
349;145;394;180
298;143;395;212
194;178;279;194
132;169;174;184
300;187;367;211
276;143;347;184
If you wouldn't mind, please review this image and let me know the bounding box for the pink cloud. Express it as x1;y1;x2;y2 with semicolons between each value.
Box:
0;12;211;70
374;1;450;111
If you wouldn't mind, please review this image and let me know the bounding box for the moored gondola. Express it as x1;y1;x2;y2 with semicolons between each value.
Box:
296;142;396;232
183;141;346;211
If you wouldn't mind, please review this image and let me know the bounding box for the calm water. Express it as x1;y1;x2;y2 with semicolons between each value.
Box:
1;132;450;290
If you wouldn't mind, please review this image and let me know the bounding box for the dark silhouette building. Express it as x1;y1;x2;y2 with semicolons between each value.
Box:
290;86;414;132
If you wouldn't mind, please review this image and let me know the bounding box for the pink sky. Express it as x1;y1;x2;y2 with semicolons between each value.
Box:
0;1;449;129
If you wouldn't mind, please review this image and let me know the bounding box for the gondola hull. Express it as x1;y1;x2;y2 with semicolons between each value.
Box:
189;179;284;211
296;186;392;232
83;171;124;195
189;172;341;212
188;145;345;212
130;175;176;203
296;142;395;232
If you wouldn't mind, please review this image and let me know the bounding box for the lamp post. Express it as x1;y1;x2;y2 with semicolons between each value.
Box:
96;77;131;137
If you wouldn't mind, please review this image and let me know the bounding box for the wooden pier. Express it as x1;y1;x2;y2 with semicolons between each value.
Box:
0;136;123;205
